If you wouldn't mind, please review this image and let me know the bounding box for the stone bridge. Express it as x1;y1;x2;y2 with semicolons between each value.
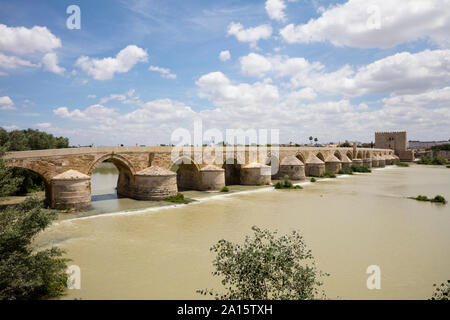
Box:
4;146;398;209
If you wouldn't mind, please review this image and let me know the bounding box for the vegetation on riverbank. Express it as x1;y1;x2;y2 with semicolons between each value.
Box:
320;170;336;178
310;177;316;182
220;186;229;192
0;197;69;300
351;164;371;173
417;155;448;165
274;176;302;189
409;195;447;204
396;162;409;167
338;168;353;175
197;226;328;300
430;280;449;300
164;193;190;204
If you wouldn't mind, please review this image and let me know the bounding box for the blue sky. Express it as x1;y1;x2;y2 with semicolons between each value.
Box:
0;0;449;146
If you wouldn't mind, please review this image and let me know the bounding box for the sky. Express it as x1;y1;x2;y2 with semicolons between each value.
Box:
0;0;449;146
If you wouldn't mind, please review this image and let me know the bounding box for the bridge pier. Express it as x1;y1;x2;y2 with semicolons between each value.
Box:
129;166;178;200
305;155;325;177
325;154;342;174
240;163;271;185
276;155;305;180
50;170;91;210
363;158;372;168
199;165;225;191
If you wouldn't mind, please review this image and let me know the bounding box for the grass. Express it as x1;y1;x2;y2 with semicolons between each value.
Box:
274;176;303;190
319;170;336;178
409;195;447;204
338;168;353;175
396;162;410;167
310;177;316;183
446;165;450;168
164;193;189;204
418;155;448;165
351;164;371;173
220;186;229;192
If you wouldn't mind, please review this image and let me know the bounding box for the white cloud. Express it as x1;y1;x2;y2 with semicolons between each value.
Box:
53;104;119;125
0;53;37;70
1;125;19;131
0;24;61;54
227;22;272;48
0;96;15;110
87;94;96;99
35;122;52;129
149;65;176;79
382;87;450;108
280;0;450;48
240;49;450;97
42;52;65;75
265;0;287;22
76;45;148;80
219;50;231;62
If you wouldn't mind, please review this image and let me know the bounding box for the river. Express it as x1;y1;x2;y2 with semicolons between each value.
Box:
35;163;450;300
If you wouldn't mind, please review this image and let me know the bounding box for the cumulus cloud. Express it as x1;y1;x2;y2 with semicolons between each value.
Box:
240;49;450;97
76;45;148;80
149;65;177;79
42;52;65;75
219;50;231;62
0;53;37;70
280;0;450;48
227;22;272;48
53;104;119;125
382;87;450;108
265;0;287;22
0;96;15;110
35;122;52;129
0;24;61;54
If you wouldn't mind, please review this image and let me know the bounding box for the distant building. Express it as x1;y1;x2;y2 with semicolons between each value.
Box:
408;140;450;150
375;131;414;161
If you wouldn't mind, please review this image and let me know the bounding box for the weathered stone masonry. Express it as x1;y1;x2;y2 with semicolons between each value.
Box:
4;146;397;209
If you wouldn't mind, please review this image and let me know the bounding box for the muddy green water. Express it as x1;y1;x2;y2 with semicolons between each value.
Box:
35;163;450;300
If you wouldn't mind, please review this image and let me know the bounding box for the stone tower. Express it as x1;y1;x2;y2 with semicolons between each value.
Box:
375;131;414;161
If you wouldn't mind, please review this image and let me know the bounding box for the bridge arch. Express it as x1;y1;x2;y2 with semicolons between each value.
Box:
316;152;325;162
88;153;136;199
334;151;342;161
346;151;353;160
171;156;201;190
295;152;306;164
222;157;241;185
356;150;363;159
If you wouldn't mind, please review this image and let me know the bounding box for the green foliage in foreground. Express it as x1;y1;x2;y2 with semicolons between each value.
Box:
164;193;189;204
418;155;447;165
274;176;303;190
0;147;23;197
396;162;410;167
409;195;447;204
0;197;69;300
431;144;450;151
197;226;328;300
319;170;336;178
338;168;353;175
351;164;371;173
220;186;229;192
430;280;449;300
310;177;316;183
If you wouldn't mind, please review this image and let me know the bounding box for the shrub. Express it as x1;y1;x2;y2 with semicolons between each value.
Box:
274;176;302;189
338;168;353;175
320;170;336;178
164;193;188;204
418;155;447;165
430;280;449;300
310;177;316;182
0;197;69;300
197;226;328;300
351;164;371;173
396;162;409;167
409;195;447;204
220;186;229;192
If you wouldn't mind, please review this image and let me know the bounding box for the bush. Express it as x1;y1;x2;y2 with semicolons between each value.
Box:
338;168;353;175
430;280;449;300
0;197;69;300
274;176;302;189
220;186;229;192
164;193;188;204
351;164;371;173
409;195;447;204
396;162;409;167
197;226;328;300
418;155;447;165
320;170;336;178
310;177;316;182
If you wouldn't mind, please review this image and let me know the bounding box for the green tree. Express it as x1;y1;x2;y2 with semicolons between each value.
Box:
0;197;69;300
0;147;23;197
198;226;328;300
309;136;313;144
314;138;318;143
430;281;449;300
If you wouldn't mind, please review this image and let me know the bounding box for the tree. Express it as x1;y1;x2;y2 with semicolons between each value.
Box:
309;136;313;144
0;197;69;300
0;147;23;197
314;138;318;143
430;281;449;300
198;226;328;300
